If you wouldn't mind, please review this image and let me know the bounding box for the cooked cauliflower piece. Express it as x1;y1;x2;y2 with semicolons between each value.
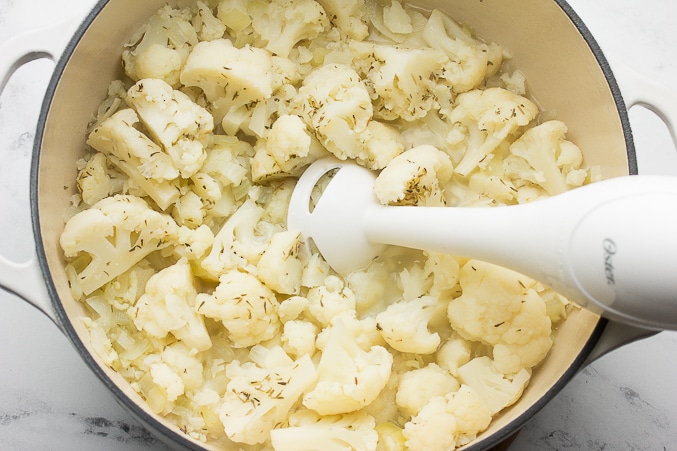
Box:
126;78;214;178
457;356;531;415
87;108;182;209
60;195;208;296
122;5;198;87
449;87;539;177
351;41;448;121
221;345;318;445
447;260;553;374
196;271;281;348
376;295;441;354
76;153;124;206
257;230;304;295
201;199;271;279
144;342;204;413
423;9;503;93
436;335;473;377
316;0;369;40
194;1;227;41
396;363;460;417
293;63;375;162
356;120;406;170
423;251;461;297
316;312;385;353
282;320;318;358
251;114;330;181
507;120;588;195
251;0;330;58
374;145;453;206
306;275;357;327
278;295;311;323
403;384;492;451
180;38;273;108
129;259;211;351
303;319;393;415
271;409;378;451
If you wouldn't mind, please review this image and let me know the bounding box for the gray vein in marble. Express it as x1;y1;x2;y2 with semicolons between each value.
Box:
0;407;159;449
79;415;159;446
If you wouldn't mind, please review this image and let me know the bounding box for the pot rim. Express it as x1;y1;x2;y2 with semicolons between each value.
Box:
28;0;631;449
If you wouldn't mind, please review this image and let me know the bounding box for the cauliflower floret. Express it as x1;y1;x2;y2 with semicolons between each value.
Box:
306;275;357;327
302;253;332;288
194;1;227;41
250;0;330;58
423;9;503;94
447;260;553;374
396;363;460;417
449;87;539;177
436;336;473;377
445;385;493;446
145;342;205;409
126;79;214;178
196;271;281;348
87;108;181;209
402;385;492;451
457;356;531;415
293;63;375;163
423;251;461;297
397;262;431;303
200;135;253;192
353;41;448;122
122;5;198;87
345;262;389;316
129;259;211;351
60;195;202;295
376;295;441;354
220;345;318;445
374;422;406;451
251;114;329;181
354;120;405;170
316;0;369;40
507;120;587;196
315;311;385;352
176;222;215;260
402;395;456;451
76;153;124;206
303;319;393;415
180;38;273;109
173;190;205;227
282;319;318;358
374;145;453;206
467;172;518;205
278;295;311;323
257;230;304;295
162;342;205;390
271;410;378;451
201;200;271;279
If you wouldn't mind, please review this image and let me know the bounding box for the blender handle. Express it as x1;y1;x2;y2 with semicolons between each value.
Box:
582;58;677;361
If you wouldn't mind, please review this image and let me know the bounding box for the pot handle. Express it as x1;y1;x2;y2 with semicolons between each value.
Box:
610;58;677;172
0;18;81;326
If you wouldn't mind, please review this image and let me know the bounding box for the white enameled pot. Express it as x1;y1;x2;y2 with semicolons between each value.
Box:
1;1;676;449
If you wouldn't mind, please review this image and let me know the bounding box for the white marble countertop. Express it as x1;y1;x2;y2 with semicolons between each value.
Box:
1;1;676;450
